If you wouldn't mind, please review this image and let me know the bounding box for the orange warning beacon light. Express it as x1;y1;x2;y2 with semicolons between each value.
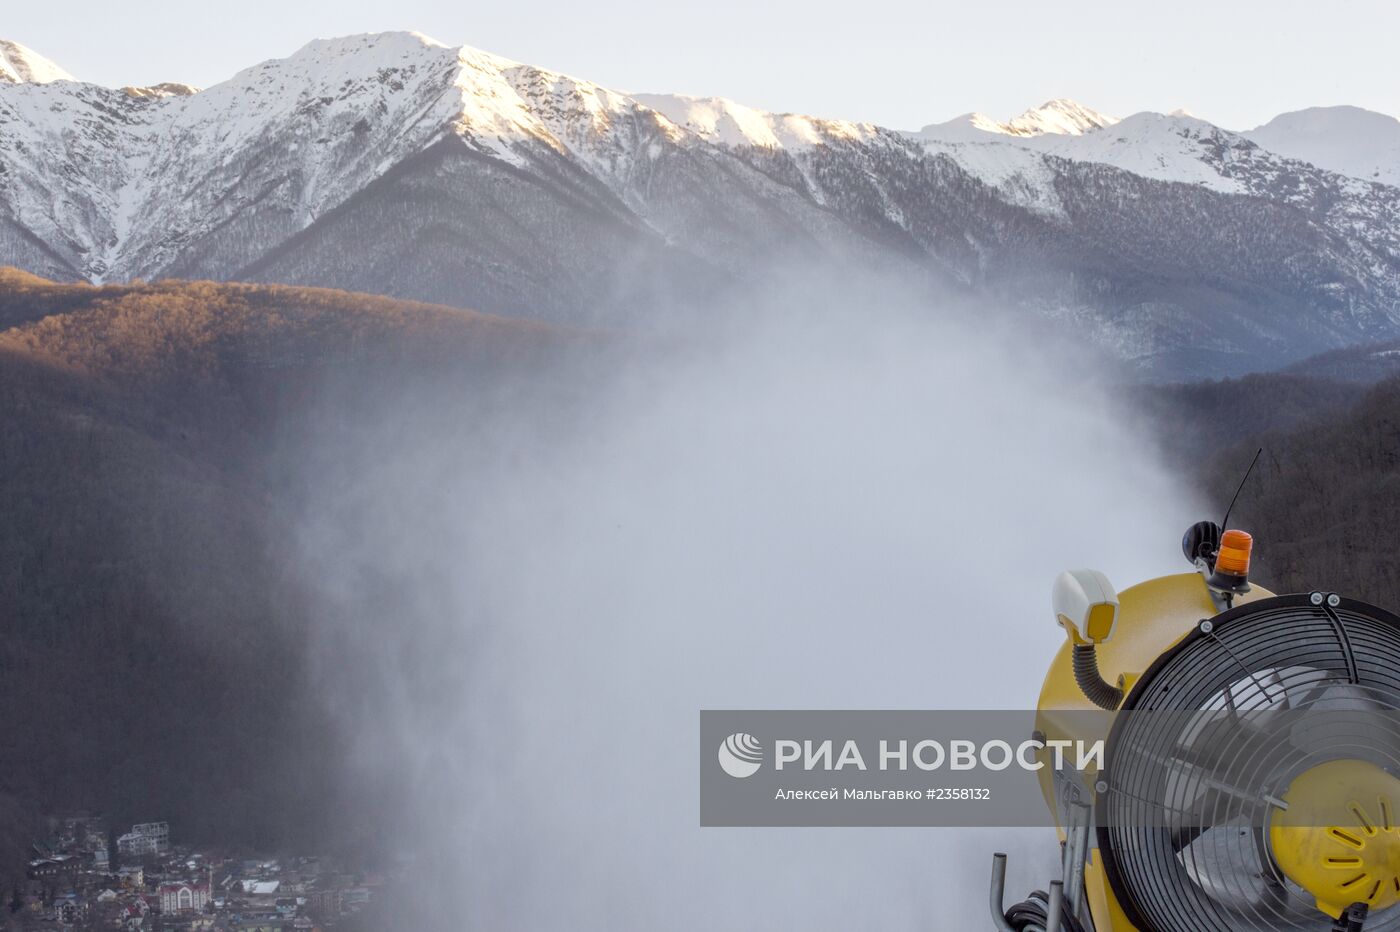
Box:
1214;529;1253;576
1206;528;1253;594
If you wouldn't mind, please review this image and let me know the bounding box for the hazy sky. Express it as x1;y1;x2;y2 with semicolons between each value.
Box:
11;0;1399;130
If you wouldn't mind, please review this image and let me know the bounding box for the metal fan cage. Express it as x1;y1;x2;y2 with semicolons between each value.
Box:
1097;593;1400;932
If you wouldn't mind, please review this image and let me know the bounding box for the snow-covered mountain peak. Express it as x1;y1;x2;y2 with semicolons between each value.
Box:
1250;104;1396;135
1111;109;1224;135
1004;98;1117;135
196;30;644;158
291;29;455;60
919;98;1116;142
0;29;684;281
632;93;876;149
0;40;73;84
1245;105;1400;188
917;111;1014;143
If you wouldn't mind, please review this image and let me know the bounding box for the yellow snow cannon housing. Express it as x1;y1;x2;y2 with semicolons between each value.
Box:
993;519;1400;932
1035;567;1275;931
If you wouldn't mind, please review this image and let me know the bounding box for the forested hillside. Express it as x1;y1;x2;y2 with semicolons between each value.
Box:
1135;367;1400;609
1198;375;1400;608
0;272;561;883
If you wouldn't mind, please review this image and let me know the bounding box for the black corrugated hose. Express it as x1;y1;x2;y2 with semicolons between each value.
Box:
1003;889;1090;932
1072;644;1123;710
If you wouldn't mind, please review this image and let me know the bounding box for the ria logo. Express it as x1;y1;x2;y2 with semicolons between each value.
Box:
718;733;763;778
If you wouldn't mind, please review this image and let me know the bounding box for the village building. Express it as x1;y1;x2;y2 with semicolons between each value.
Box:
159;879;212;913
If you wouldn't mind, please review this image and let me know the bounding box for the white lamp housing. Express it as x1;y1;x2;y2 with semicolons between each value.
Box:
1053;568;1119;645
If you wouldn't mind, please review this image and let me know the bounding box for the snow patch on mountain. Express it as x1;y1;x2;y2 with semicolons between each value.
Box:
121;82;200;99
919;138;1066;215
1026;112;1253;193
1245;106;1400;188
0;40;73;84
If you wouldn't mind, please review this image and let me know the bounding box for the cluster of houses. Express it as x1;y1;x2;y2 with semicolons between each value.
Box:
15;816;384;931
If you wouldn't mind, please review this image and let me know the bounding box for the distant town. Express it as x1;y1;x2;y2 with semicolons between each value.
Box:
12;815;390;930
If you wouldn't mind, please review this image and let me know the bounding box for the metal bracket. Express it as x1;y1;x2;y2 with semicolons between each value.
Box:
989;853;1015;932
1312;591;1360;684
1062;801;1091;924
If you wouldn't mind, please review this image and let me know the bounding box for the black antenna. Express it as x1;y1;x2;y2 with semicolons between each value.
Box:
1221;447;1263;531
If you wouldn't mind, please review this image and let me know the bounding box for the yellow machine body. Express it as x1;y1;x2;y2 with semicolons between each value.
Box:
1034;571;1275;932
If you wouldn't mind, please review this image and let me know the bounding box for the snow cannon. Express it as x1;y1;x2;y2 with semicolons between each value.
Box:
990;520;1400;932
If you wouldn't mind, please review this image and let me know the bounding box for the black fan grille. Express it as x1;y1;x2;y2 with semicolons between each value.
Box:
1098;594;1400;932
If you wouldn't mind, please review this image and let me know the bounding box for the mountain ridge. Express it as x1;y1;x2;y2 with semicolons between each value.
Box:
920;98;1119;141
2;31;1400;377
